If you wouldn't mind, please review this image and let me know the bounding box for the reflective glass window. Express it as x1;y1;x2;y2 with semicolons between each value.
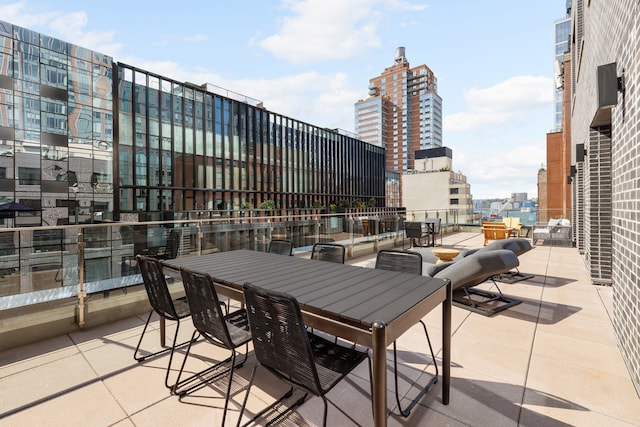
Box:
68;102;92;141
18;166;39;184
14;49;39;82
0;52;12;77
0;88;13;127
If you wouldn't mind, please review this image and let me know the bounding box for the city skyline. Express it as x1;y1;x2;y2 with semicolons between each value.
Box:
0;0;560;199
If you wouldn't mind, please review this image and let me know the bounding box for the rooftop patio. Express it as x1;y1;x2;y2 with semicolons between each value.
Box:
1;231;639;426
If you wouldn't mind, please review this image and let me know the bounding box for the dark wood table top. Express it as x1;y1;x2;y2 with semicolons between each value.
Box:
163;249;448;330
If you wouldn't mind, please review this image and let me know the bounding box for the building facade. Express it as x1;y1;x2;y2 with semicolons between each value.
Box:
0;21;385;225
569;0;640;394
402;147;474;223
553;1;572;132
355;47;442;175
540;2;573;224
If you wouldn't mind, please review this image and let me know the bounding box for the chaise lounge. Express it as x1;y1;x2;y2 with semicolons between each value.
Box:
427;248;522;316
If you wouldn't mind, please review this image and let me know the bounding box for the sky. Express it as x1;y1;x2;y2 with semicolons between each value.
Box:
0;0;565;200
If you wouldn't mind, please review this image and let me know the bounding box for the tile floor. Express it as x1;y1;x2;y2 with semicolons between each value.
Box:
1;232;639;426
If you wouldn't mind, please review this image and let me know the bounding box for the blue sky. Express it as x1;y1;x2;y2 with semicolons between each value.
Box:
0;0;564;199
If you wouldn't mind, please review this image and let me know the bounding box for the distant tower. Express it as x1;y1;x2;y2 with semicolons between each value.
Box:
553;1;571;131
355;47;443;174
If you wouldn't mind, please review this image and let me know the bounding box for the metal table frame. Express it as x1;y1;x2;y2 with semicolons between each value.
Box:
162;250;451;427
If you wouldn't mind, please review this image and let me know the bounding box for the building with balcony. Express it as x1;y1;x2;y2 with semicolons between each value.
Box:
354;47;443;175
0;20;385;226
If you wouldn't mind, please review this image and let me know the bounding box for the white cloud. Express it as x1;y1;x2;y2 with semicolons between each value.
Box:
444;75;553;133
0;1;123;57
257;0;382;64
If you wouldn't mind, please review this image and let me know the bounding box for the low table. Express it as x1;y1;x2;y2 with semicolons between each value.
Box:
431;248;460;264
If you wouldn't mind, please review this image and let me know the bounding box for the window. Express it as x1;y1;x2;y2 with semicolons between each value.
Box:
18;167;40;185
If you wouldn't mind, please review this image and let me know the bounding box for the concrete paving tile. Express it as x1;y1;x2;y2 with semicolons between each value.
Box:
536;311;618;346
0;352;98;414
0;381;127;427
454;311;536;352
386;404;469;427
533;330;631;378
0;334;77;378
519;402;639;427
448;334;530;385
410;367;523;427
525;354;640;425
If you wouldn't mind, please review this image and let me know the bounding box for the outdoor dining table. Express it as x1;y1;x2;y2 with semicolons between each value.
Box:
162;249;451;427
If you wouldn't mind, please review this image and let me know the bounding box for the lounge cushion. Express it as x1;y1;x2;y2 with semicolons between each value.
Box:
431;249;519;290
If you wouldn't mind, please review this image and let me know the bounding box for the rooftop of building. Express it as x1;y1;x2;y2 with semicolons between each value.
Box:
1;231;639;426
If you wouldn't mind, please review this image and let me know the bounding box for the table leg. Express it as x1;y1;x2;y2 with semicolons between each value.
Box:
160;317;166;347
372;320;387;427
442;281;452;405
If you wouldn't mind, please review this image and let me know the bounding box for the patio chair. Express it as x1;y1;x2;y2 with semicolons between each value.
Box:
374;250;439;417
311;242;345;264
268;238;293;256
405;221;431;248
475;238;534;283
134;255;192;390
482;222;510;246
430;249;522;316
177;267;252;426
238;282;371;427
532;218;572;245
425;218;442;246
161;228;181;260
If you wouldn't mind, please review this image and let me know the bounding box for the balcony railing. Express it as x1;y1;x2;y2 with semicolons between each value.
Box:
0;206;555;348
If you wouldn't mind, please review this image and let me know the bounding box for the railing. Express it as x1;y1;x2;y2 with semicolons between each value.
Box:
0;209;409;315
0;206;553;319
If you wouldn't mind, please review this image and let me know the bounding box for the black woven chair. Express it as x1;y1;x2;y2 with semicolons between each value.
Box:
311;242;345;264
177;267;252;426
267;238;293;256
374;249;438;417
238;283;371;427
134;255;191;390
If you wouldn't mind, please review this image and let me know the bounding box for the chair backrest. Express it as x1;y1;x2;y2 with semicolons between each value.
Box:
242;282;323;396
165;229;180;259
268;239;293;256
375;250;423;275
425;218;441;233
482;222;509;241
405;221;424;238
137;255;180;319
179;267;234;348
311;242;345;264
479;238;532;257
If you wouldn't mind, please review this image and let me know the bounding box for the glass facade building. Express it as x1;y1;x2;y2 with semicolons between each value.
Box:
0;20;114;226
0;21;385;225
553;3;571;131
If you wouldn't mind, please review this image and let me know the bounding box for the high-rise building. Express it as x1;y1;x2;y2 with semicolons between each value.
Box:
553;1;572;131
355;47;442;174
540;1;572;223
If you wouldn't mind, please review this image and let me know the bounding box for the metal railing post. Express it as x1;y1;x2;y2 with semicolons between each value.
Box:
76;231;87;327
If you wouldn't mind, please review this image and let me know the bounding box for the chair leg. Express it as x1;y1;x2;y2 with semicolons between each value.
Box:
163;319;183;390
238;364;297;427
393;320;439;418
175;341;250;396
133;311;154;362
